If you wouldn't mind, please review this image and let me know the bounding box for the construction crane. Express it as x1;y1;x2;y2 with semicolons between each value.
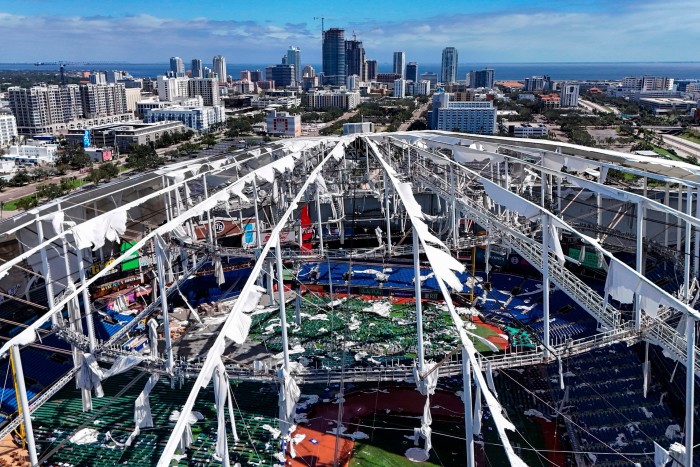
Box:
313;16;326;34
33;61;93;86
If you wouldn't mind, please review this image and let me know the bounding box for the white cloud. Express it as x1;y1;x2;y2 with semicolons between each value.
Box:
0;1;698;63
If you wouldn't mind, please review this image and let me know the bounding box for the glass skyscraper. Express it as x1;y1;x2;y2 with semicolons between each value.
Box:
441;47;458;84
322;28;346;85
287;46;301;85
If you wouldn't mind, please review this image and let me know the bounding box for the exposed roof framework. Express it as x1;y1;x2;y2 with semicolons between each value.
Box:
0;132;697;465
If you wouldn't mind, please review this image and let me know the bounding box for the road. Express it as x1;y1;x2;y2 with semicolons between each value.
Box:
579;99;620;115
657;133;700;160
398;101;430;131
0;168;88;204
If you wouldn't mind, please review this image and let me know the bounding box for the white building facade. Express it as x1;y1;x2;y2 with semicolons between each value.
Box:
0;115;18;145
144;105;225;132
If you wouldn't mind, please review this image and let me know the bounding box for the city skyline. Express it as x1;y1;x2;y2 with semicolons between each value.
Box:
1;0;698;63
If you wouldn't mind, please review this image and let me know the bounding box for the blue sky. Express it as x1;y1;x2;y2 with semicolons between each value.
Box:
0;0;698;64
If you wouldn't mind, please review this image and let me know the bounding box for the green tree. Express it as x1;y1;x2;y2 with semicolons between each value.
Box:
201;133;217;148
10;170;30;187
126;144;163;171
15;196;38;211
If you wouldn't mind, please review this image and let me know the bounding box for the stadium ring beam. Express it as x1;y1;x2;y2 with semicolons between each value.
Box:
0;131;698;466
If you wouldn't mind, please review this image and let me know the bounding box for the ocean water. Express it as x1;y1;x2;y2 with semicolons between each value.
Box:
2;62;700;81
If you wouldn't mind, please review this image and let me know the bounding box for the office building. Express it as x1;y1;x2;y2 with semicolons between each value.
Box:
191;59;203;78
144;105;225;132
345;39;366;81
79;83;128;119
413;80;431;96
240;70;251;81
157;76;190;101
266;108;301;137
188;78;221;106
393;79;406;98
376;73;402;86
287;47;302;84
0;115;17;145
421;72;438;87
68;121;187;152
441;47;458;84
505;122;548;138
560;83;580;108
346;75;360;91
322;28;346;85
406;62;419;84
250;70;263;83
393;52;406;79
89;72;107;85
6;143;58;164
342;122;375;135
213;55;227;84
524;75;552;92
169;57;185;77
265;64;296;88
429;92;496;134
366;60;378;81
468;68;495;88
8;84;133;134
302;65;315;78
303;90;360;110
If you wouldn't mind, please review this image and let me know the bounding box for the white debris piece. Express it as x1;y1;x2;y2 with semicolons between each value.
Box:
362;301;392;318
69;428;100;445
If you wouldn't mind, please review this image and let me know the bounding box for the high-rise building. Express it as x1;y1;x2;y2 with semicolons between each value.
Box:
468;68;495;88
346;75;360;90
157;76;190;101
250;70;263;83
302;65;315;78
394;79;406;98
366;60;378;81
213;55;227;84
240;70;251;81
393;52;406;79
429;92;496;134
170;57;185;77
322;28;346;85
287;46;301;84
421;72;438;87
345;39;366;81
79;83;128;119
89;72;107;85
560;83;580;108
189;78;221;106
265;64;296;87
191;59;203;78
441;47;458;84
524;75;552;92
0;115;17;145
406;62;419;83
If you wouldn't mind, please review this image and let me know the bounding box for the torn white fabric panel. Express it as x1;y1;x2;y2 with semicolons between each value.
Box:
125;374;160;446
473;383;482;436
103;355;144;379
72;209;128;250
453;148;504;164
214;256;225;286
482;178;540;219
226;381;239;442
148;319;159;359
485;361;498;398
414;361;439;396
396;182;424;220
77;353;104;398
542;154;564;172
316;174;328;194
654;442;670;467
604;259;639;304
213;362;230;465
422;244;465;292
278;369;301;437
225;311;252;344
548;219;566;266
46;211;66;235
